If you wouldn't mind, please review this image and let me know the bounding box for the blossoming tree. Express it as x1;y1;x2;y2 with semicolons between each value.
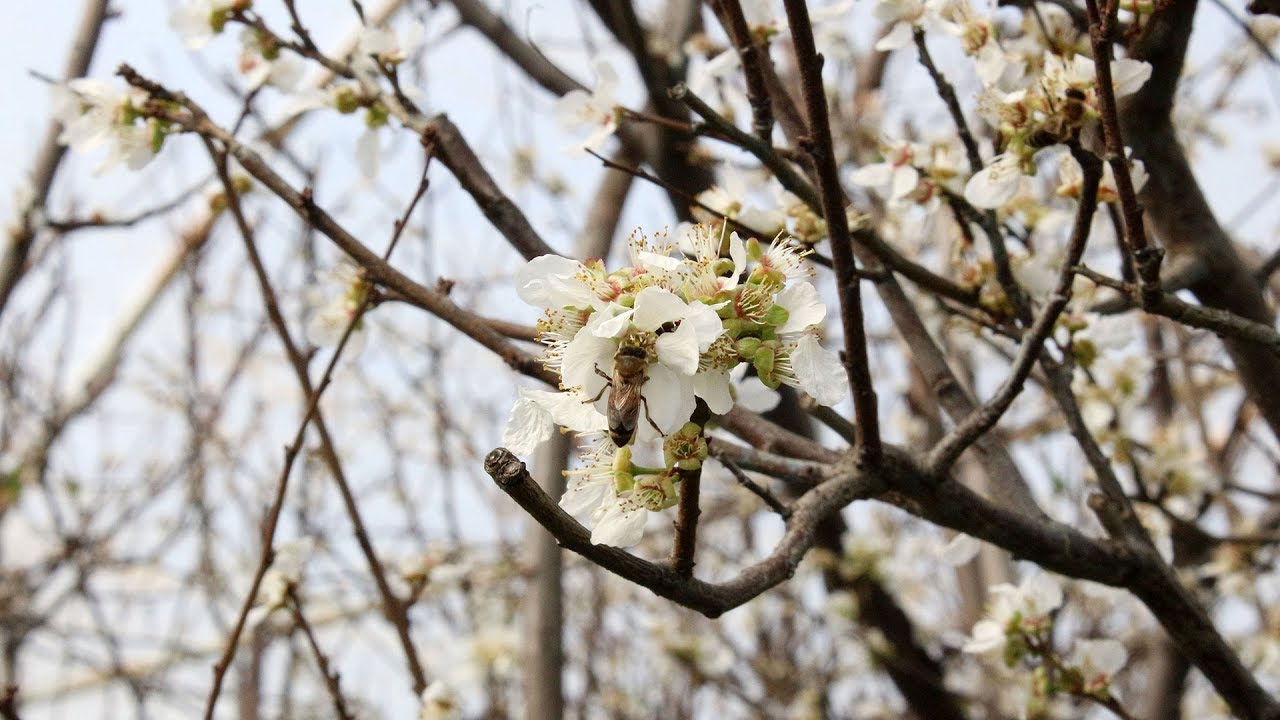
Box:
4;0;1280;717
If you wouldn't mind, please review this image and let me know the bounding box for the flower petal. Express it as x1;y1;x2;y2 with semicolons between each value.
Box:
775;281;827;335
938;534;982;566
502;394;555;455
692;370;733;414
561;323;617;392
964;154;1023;209
591;498;647;547
681;301;727;352
791;335;849;406
632;287;688;331
516;255;581;306
644;363;696;433
655;320;700;375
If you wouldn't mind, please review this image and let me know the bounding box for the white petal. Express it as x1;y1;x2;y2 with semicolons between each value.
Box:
656;321;700;376
1128;157;1148;194
645;364;695;433
561;324;616;392
528;389;609;434
962;620;1006;654
791;335;849;406
681;301;727;352
729;232;747;283
937;534;982;566
637;250;683;273
591;499;647;547
874;21;915;51
692;371;734;414
775;281;827;334
592;307;635;338
579;119;618;152
632;287;688;331
850;162;893;188
964;154;1023;209
502;395;555;455
515;255;581;306
733;372;780;412
890;164;920;200
560;475;612;517
1111;59;1152;97
1021;573;1063;616
553;90;593;127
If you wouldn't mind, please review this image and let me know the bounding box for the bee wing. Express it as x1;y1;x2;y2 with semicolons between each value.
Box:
607;377;643;444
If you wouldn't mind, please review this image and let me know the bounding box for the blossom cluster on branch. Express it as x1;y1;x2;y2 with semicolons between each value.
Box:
503;225;845;545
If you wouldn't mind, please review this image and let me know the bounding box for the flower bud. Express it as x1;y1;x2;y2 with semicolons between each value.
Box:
612;446;635;494
753;345;778;388
365;102;389;129
333;85;360;114
634;471;678;511
762;303;789;328
663;422;707;471
735;337;761;360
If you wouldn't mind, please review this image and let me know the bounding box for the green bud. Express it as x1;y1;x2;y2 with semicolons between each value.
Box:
746;237;764;262
365;102;389;129
147;118;167;154
612;446;635;494
753;346;777;387
634;471;679;511
210;9;230;34
1073;338;1098;369
735;336;761;360
260;34;281;61
762;303;789;328
334;86;360;114
663;422;708;471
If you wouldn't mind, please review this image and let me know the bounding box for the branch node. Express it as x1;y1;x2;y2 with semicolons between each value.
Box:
484;447;526;488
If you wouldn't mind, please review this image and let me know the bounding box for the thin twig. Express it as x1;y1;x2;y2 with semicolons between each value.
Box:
287;588;356;720
926;145;1102;474
713;453;791;519
782;0;881;464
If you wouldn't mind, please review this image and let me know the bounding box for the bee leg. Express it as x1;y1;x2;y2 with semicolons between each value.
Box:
584;365;611;404
640;396;663;436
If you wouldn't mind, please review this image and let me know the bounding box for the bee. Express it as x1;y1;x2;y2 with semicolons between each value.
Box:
1028;87;1088;148
589;341;662;447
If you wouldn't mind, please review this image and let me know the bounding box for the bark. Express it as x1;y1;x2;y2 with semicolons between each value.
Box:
1120;0;1280;441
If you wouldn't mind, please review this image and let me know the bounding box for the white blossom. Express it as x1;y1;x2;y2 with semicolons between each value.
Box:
503;388;608;455
937;534;982;566
353;20;426;82
305;259;370;350
788;334;849;407
560;441;649;547
1070;638;1128;693
418;681;461;720
170;0;242;50
554;59;621;153
963;573;1063;654
50;79;158;173
964;153;1024;209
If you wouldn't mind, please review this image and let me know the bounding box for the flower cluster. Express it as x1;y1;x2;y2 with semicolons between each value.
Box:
49;79;170;173
891;0;1156;210
963;572;1063;661
964;573;1130;710
504;226;846;545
